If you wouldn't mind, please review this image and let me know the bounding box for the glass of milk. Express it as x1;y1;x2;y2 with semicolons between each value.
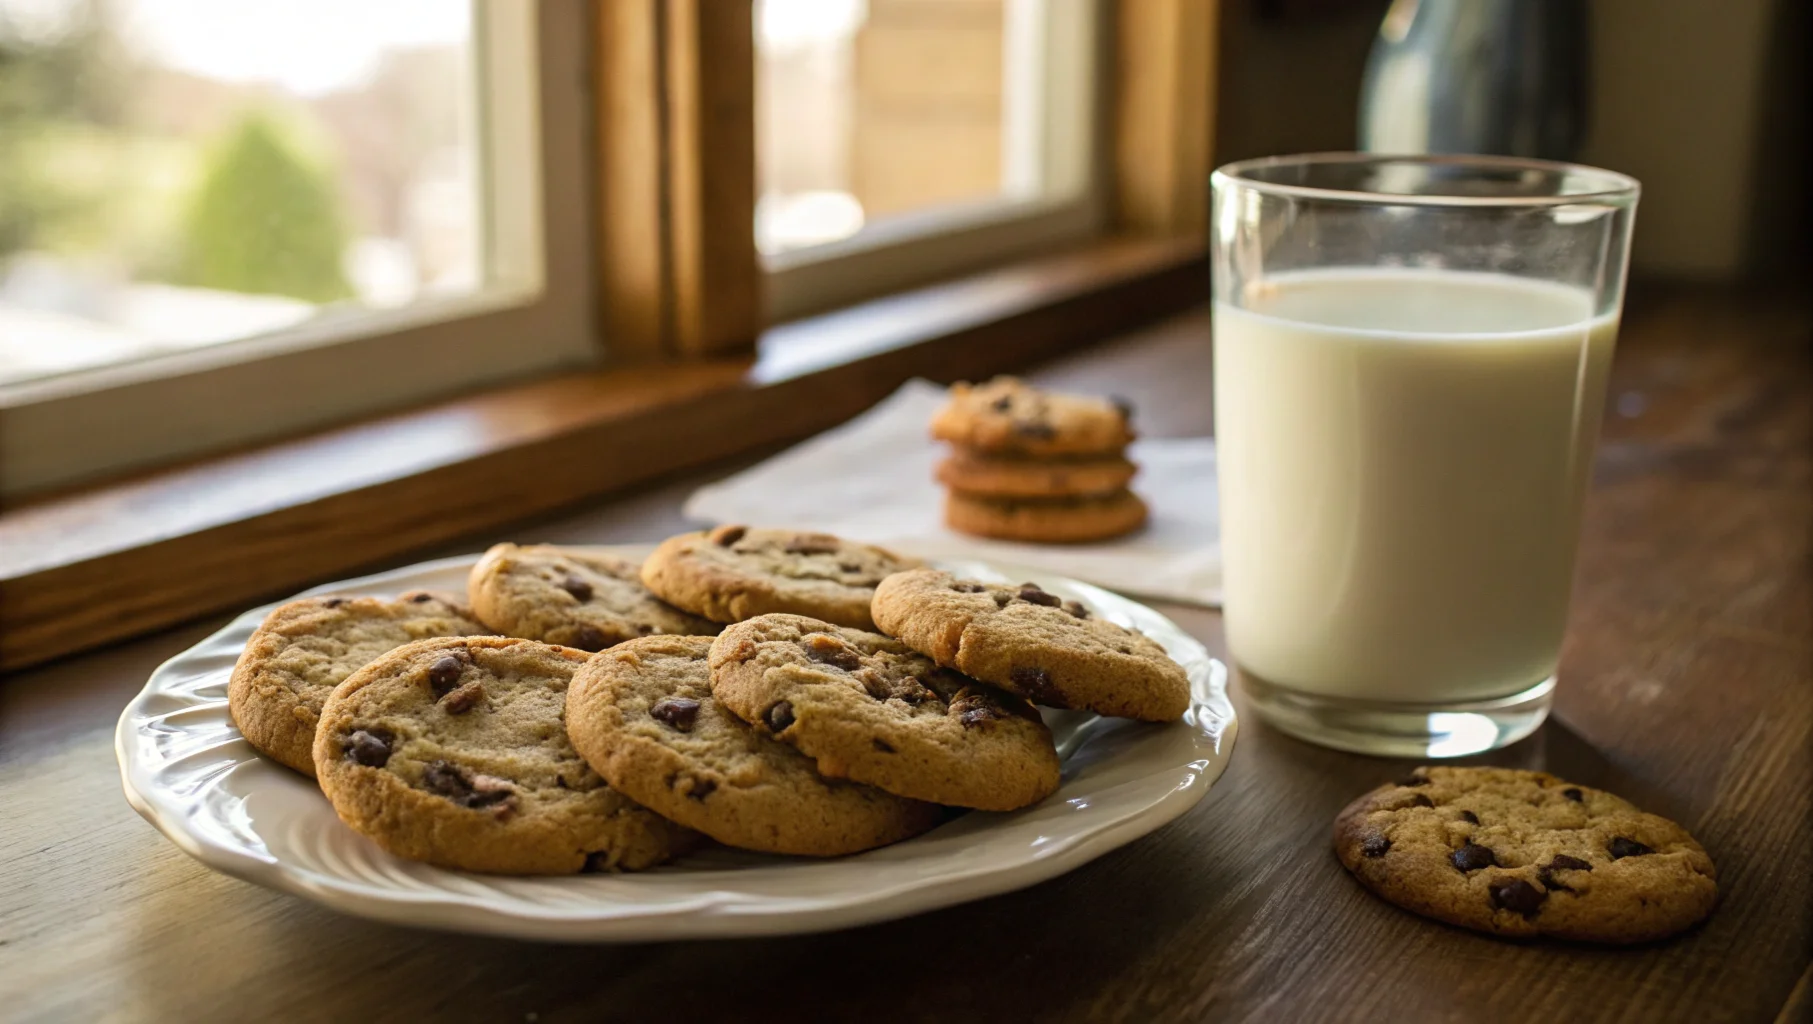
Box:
1210;153;1638;757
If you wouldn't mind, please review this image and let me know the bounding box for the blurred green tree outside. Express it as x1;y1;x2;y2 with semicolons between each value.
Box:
172;111;353;302
0;0;128;258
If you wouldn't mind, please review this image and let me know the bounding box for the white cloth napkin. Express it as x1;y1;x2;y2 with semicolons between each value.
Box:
682;380;1223;607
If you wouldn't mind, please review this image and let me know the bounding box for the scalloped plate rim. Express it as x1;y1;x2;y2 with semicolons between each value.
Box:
116;548;1236;942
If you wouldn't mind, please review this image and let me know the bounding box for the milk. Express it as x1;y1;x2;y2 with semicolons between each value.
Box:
1213;269;1618;703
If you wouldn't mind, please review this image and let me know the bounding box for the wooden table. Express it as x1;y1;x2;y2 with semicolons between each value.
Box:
3;290;1807;1023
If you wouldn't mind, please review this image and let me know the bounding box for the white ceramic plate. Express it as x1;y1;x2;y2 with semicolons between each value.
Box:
117;548;1236;942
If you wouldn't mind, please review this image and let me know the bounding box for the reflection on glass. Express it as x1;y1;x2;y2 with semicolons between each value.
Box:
0;0;478;385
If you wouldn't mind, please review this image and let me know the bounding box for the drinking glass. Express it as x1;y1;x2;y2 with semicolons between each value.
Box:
1210;153;1638;757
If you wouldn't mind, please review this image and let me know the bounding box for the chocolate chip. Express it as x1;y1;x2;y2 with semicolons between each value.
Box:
441;681;486;714
1608;836;1654;859
346;729;393;767
896;683;928;704
1406;794;1434;808
949;690;1002;728
409;592;435;603
991;592;1012;607
469;776;519;818
1562;787;1583;802
959;706;998;728
427;654;464;696
712;525;746;546
1009;665;1063;705
422;760;471;799
784;533;841;554
571;624;609;650
581;851;613;873
951;581;986;593
560;575;594;602
1016;584;1061;607
838;562;862;573
766;700;795;732
1015;421;1057;440
803;635;863;671
1362;834;1392;858
1109;395;1135;420
1063;600;1090;619
1450;841;1497;872
1490;879;1547;917
1397;771;1430;787
872;738;896;753
422;760;516;811
686;777;717;801
1459;810;1480;825
650;697;701;732
555;775;570;789
990;396;1013;412
322;597;346;608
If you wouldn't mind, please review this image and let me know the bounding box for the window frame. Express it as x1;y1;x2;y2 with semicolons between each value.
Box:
759;0;1109;323
0;0;598;496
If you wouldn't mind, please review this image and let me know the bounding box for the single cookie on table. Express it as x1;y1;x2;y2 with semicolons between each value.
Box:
709;614;1060;811
312;636;698;875
228;591;493;777
567;634;944;856
640;525;920;632
936;447;1138;499
931;377;1135;457
944;489;1148;544
871;568;1190;721
1333;766;1719;944
468;542;720;651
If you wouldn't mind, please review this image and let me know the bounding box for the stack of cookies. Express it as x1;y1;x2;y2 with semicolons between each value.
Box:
932;376;1147;543
227;525;1191;875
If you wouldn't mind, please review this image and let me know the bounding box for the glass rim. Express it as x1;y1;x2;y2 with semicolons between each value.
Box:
1211;152;1640;208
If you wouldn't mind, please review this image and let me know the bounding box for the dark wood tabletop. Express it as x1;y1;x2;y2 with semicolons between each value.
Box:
2;289;1807;1023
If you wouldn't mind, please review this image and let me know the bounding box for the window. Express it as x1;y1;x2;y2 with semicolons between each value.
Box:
755;0;1104;320
3;0;1211;498
0;0;593;495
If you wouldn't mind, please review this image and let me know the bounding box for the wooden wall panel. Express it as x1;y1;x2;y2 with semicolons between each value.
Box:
594;0;669;359
663;0;763;356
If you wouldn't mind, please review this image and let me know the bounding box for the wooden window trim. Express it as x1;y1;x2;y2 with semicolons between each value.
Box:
596;0;762;359
1113;0;1219;237
0;237;1206;672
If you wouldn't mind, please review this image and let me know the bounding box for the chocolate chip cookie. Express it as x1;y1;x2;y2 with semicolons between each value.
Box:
640;526;920;631
567;634;944;856
1333;766;1719;943
937;447;1137;499
229;591;493;777
944;489;1149;544
468;543;719;651
871;569;1190;721
709;614;1061;811
312;636;698;874
930;377;1135;457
